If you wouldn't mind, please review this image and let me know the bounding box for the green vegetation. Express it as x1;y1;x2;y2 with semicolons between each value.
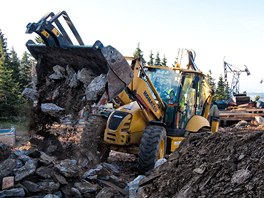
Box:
206;70;230;102
133;43;146;64
134;44;231;100
0;29;32;130
147;50;154;66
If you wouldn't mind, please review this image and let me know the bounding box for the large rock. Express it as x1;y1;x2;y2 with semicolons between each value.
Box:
22;88;39;102
36;166;54;179
22;180;41;192
54;159;80;178
85;74;107;101
83;164;103;179
14;159;37;181
49;65;66;80
65;65;79;88
0;188;25;197
96;187;123;198
0;158;17;179
38;181;60;192
77;68;95;86
41;103;65;117
74;181;100;194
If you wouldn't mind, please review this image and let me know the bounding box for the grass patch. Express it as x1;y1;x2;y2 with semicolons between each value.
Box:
0;117;29;131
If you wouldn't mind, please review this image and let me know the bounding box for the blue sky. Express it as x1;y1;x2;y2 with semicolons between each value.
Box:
1;0;264;92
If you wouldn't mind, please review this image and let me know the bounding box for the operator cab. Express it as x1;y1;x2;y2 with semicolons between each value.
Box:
145;66;208;135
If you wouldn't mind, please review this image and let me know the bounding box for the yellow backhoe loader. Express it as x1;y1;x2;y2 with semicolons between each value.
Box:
26;11;219;174
103;50;219;174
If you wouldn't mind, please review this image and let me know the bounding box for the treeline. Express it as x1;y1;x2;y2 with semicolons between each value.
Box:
0;32;229;121
0;30;33;120
133;43;230;101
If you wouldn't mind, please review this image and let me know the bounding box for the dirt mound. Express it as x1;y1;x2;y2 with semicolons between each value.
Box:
138;131;264;197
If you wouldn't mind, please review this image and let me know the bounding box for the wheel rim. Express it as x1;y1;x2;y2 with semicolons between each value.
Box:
158;139;165;159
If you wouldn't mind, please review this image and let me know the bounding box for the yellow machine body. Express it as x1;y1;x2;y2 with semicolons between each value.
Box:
104;56;218;156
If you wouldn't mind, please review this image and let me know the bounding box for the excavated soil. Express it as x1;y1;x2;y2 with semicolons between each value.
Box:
138;131;264;198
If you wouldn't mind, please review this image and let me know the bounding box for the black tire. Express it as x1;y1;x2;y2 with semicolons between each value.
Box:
80;116;110;164
138;125;167;174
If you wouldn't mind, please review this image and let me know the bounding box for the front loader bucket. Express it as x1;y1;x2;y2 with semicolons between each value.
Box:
26;40;133;100
26;11;133;100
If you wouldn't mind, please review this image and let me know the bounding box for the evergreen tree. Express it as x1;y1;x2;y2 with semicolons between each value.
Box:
206;70;216;92
154;52;161;66
19;51;32;90
161;54;167;66
0;30;22;118
10;48;20;83
214;75;226;101
133;43;146;64
147;50;154;66
224;81;230;100
0;30;9;66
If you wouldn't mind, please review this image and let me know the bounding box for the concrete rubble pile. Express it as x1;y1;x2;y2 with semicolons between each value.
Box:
22;64;107;129
0;143;135;197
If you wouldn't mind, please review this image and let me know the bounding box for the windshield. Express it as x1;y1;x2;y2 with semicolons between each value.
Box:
146;67;182;102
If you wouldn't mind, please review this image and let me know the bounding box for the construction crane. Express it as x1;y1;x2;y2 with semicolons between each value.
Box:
223;58;250;96
223;58;251;105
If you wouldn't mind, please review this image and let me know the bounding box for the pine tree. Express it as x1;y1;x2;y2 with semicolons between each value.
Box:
133;43;146;64
147;50;154;66
154;52;161;66
224;81;230;100
19;51;32;90
214;75;226;101
206;70;216;92
10;48;20;83
0;30;22;118
161;54;167;66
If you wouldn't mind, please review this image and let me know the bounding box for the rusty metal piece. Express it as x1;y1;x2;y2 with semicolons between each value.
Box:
101;45;133;100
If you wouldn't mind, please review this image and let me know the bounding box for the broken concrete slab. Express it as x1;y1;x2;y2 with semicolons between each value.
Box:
22;180;41;193
0;187;25;197
38;181;60;192
54;159;80;178
22;88;39;102
54;173;68;185
85;74;107;101
41;103;65;117
65;65;79;88
49;65;66;80
0;158;17;179
14;159;37;181
74;181;100;194
39;151;56;165
36;166;54;179
77;68;96;86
